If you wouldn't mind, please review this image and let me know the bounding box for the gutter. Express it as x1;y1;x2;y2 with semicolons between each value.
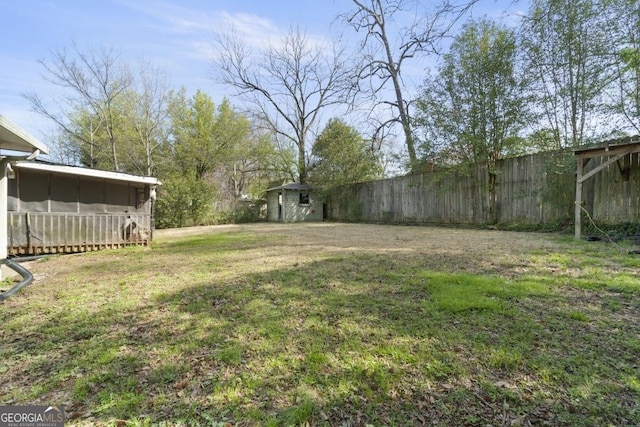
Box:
0;257;34;302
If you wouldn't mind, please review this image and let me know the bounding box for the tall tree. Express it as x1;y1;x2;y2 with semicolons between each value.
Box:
169;90;242;180
212;27;353;183
161;91;248;226
160;91;292;226
520;0;613;148
308;118;382;191
25;44;133;170
344;0;478;170
120;60;171;176
64;108;113;169
416;19;530;222
608;0;640;133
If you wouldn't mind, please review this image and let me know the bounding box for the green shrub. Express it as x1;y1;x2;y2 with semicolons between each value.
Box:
155;174;214;228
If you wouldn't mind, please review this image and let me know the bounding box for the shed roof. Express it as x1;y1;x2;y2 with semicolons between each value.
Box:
266;183;312;192
0;115;49;155
574;135;640;158
12;160;161;186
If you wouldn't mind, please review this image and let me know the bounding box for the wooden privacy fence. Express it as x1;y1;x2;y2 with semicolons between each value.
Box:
327;149;639;226
7;212;152;255
327;166;492;224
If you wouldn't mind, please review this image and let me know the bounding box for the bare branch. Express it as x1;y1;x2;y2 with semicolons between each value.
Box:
342;0;478;169
212;27;354;183
29;43;133;170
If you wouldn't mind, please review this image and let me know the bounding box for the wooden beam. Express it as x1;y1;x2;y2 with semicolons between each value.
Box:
575;141;640;159
575;158;585;240
577;146;636;183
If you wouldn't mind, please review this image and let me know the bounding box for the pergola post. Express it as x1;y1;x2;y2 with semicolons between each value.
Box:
575;157;585;240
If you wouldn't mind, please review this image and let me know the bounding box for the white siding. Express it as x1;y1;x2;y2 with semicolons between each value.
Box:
267;189;323;222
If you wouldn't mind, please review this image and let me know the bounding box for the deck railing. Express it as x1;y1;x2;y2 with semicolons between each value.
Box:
7;212;152;255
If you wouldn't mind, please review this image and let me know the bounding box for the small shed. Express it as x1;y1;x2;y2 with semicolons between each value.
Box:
266;183;324;222
6;160;160;255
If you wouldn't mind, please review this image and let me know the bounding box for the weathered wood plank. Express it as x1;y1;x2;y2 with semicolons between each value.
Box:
328;149;640;227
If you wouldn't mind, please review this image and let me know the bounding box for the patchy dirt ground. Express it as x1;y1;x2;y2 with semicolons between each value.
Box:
2;222;639;426
152;222;639;323
155;222;565;258
155;221;560;246
13;221;633;307
155;221;567;276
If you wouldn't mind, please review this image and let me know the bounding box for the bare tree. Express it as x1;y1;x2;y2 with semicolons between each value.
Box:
121;60;171;176
25;43;132;170
212;27;354;183
520;0;614;148
344;0;478;169
607;0;640;134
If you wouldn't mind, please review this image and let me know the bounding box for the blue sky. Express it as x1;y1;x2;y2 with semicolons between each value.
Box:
0;0;523;146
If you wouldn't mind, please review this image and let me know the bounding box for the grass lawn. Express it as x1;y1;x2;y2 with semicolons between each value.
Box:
1;222;639;426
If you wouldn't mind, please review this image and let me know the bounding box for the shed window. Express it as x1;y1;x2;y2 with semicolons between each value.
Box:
299;192;310;205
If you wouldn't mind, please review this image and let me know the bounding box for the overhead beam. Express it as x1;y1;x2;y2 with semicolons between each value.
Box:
577;145;636;184
575;141;640;159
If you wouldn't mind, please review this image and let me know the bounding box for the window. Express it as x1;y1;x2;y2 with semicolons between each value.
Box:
299;192;310;205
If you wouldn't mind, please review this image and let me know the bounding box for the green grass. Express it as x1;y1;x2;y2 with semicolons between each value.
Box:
0;224;638;426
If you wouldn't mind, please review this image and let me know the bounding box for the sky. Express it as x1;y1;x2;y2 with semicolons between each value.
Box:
0;0;524;152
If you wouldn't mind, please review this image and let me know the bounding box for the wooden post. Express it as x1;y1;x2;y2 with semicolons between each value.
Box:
575;157;585;240
0;160;8;273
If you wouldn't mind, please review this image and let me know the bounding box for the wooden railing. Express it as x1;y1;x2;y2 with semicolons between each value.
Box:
7;212;152;255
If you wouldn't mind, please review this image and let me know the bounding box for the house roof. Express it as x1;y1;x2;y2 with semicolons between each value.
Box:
12;160;161;186
0;115;50;155
266;183;312;192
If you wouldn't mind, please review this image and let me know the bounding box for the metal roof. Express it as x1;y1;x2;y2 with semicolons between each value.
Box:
0;115;49;155
12;161;161;186
266;183;312;192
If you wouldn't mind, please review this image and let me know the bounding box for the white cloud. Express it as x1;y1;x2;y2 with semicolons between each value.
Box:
117;1;283;49
213;10;282;41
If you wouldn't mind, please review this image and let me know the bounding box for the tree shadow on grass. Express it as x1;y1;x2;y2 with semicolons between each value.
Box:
2;249;638;426
150;253;638;426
